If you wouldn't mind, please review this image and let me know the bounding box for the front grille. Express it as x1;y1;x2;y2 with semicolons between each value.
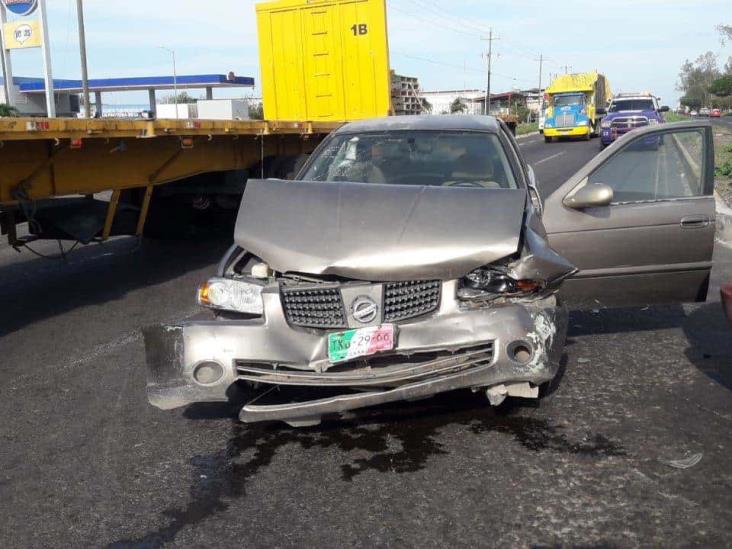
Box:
555;113;575;128
611;116;648;130
280;286;347;328
280;279;442;328
384;280;441;322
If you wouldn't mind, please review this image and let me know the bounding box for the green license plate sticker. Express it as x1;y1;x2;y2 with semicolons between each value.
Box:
328;324;395;363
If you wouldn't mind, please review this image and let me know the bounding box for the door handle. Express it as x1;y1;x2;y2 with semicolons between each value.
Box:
680;215;710;228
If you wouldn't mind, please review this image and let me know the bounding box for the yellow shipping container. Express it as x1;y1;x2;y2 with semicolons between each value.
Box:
256;0;391;121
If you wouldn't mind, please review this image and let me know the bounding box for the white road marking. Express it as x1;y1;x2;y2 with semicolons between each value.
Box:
533;151;565;165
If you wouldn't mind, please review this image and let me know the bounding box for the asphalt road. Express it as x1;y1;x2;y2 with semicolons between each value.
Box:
2;133;731;548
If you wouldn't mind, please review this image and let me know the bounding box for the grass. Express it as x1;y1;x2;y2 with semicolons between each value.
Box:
516;122;538;135
716;143;732;177
714;126;732;205
663;112;687;123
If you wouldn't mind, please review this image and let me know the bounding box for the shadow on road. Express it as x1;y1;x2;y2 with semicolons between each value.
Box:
0;236;231;337
682;302;732;390
567;304;732;391
111;391;625;548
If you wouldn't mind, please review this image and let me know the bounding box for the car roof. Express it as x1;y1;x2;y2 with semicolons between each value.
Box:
334;115;501;134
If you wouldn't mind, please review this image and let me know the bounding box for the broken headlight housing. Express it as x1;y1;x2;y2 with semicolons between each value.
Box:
457;266;542;300
198;277;264;314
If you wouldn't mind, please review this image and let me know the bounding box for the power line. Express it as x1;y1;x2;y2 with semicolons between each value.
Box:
391;51;483;73
391;50;534;83
389;4;483;38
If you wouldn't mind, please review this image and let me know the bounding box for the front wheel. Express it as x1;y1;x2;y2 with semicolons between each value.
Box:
544;135;552;143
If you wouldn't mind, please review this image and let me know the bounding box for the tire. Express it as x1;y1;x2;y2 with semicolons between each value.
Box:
544;135;552;144
584;128;591;141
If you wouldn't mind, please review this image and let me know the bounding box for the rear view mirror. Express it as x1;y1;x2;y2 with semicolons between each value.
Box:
564;183;614;209
659;105;670;112
596;107;607;115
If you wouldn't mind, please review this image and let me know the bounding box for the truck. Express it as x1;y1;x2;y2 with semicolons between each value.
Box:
598;92;670;149
0;0;402;247
543;71;611;143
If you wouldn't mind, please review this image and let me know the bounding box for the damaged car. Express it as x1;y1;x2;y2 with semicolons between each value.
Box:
144;116;716;426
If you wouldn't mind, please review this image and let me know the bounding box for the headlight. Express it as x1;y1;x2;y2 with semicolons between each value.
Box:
198;277;264;314
457;267;542;300
601;119;612;128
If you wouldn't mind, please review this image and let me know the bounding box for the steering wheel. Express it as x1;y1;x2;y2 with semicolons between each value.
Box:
388;173;446;186
442;180;493;188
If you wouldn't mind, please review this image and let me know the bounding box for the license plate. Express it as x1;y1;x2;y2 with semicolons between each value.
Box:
328;324;395;363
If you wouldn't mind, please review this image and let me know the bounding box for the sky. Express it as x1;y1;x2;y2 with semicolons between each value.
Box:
3;0;730;107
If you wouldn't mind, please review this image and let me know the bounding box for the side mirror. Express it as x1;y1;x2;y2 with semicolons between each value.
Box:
596;107;607;115
564;182;614;209
659;105;670;112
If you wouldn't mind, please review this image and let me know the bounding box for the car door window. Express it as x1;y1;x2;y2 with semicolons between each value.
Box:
588;129;705;203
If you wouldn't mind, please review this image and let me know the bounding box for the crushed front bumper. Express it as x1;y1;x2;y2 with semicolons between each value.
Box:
144;284;567;425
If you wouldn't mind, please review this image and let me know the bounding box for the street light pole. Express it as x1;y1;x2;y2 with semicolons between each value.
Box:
38;0;56;117
160;46;178;119
76;0;91;118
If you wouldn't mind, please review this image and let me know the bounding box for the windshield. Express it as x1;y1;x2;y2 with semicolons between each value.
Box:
553;94;584;107
299;131;518;189
609;99;655;112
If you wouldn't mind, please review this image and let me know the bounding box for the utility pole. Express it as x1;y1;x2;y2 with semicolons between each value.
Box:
481;28;498;116
537;53;544;115
562;64;572;74
76;0;91;118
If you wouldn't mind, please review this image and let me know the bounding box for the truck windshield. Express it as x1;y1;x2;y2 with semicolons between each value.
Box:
299;131;518;189
553;95;584;107
609;99;655;112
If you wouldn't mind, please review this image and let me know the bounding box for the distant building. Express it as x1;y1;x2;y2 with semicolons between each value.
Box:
472;88;545;119
420;89;485;115
391;73;424;115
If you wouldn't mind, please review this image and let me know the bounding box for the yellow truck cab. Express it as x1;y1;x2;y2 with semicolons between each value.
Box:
543;72;611;143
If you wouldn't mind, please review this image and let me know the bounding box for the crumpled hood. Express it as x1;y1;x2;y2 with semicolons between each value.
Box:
234;179;527;281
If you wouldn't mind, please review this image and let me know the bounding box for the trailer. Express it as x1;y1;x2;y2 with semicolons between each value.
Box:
0;0;392;247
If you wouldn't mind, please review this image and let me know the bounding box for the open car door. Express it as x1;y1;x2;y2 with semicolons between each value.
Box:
542;121;716;309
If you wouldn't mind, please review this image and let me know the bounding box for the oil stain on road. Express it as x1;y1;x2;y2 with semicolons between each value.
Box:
108;393;626;548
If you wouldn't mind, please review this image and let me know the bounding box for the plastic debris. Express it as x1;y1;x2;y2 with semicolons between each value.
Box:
659;452;703;469
577;358;591;364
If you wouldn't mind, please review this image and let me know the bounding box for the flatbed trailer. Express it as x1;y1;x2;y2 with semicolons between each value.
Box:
0;117;339;244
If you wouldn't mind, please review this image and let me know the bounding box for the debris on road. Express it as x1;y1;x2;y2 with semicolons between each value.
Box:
659;452;703;469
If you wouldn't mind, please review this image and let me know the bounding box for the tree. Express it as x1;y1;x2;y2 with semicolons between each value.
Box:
717;24;732;45
450;97;467;114
0;104;18;117
677;51;720;108
159;91;198;104
248;101;263;120
709;75;732;97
